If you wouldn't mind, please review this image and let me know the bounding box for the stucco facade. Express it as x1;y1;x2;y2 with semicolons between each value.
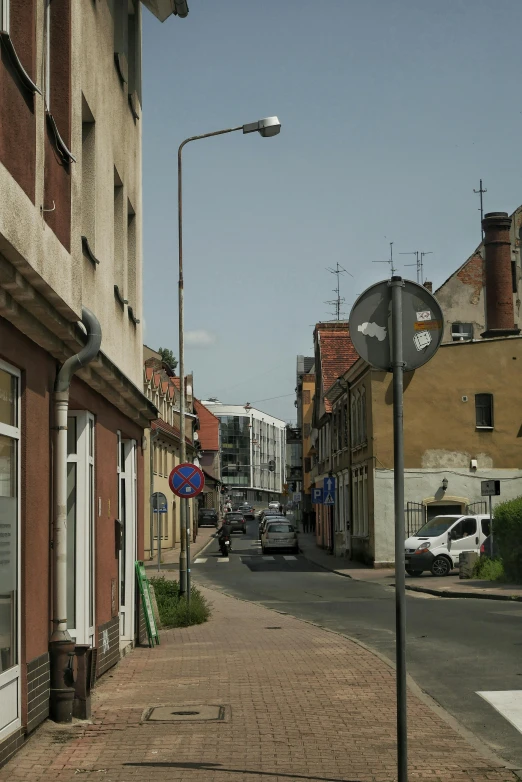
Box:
331;336;522;566
0;1;185;766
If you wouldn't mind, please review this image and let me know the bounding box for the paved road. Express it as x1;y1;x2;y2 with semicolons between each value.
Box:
193;520;522;770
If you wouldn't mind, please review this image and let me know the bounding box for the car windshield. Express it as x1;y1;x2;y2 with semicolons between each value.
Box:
267;523;294;534
415;516;462;537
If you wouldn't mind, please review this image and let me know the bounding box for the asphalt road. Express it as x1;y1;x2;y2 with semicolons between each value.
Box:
192;519;522;770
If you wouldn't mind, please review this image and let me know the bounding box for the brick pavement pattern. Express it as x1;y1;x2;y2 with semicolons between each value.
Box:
0;587;516;782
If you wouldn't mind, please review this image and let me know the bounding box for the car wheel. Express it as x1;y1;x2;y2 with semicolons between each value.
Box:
243;528;247;534
431;556;452;577
406;568;423;577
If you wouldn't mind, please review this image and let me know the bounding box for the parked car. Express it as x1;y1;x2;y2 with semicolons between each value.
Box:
404;514;490;577
224;511;248;534
268;501;281;510
198;508;219;528
261;520;298;554
258;510;284;535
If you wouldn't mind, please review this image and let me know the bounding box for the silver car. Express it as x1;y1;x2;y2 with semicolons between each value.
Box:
261;520;298;554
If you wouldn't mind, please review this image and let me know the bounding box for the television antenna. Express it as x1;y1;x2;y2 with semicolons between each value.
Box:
325;262;352;320
373;241;396;277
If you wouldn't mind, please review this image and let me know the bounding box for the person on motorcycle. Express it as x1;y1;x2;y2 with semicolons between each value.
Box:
218;518;233;554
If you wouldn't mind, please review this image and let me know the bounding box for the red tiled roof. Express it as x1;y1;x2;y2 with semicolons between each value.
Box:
194;399;219;451
318;327;359;412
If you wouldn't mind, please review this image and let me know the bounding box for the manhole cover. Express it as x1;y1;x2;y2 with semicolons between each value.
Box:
143;704;229;723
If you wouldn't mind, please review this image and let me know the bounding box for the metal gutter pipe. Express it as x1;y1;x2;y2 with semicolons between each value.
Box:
50;307;102;722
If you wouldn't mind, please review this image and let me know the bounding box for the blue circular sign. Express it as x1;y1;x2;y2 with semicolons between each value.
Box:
169;463;205;499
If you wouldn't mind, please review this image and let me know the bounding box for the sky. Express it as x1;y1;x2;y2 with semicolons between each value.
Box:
141;0;522;423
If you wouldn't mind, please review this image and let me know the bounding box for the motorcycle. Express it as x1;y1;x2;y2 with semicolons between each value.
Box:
219;535;231;557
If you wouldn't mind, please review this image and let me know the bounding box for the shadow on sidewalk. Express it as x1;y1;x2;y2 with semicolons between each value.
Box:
124;761;358;782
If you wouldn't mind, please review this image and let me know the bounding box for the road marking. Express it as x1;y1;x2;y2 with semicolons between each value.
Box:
283;556;297;561
262;556;275;560
477;691;522;734
194;558;207;564
217;558;229;563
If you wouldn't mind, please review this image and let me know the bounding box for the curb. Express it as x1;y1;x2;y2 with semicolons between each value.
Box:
404;584;522;602
300;549;522;602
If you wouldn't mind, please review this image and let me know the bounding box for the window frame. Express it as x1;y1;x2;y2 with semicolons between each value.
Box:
475;393;494;429
0;359;21;742
66;411;96;646
0;0;10;35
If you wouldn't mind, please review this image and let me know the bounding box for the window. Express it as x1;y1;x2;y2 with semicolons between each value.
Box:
114;169;125;308
351;466;368;538
452;518;477;539
303;390;310;405
304;457;311;473
304;423;311;438
452;323;473;342
0;0;9;34
0;362;20;739
127;200;137;312
475;394;493;428
81;97;97;264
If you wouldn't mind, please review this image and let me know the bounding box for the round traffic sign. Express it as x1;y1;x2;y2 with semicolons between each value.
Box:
349;278;444;371
169;462;205;499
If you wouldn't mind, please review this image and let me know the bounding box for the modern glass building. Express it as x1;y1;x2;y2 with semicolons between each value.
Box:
201;402;286;504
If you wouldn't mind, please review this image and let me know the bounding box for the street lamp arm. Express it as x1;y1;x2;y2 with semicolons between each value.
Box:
178;125;244;156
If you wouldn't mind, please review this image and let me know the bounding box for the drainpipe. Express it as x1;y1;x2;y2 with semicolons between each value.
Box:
149;428;159;559
50;307;102;723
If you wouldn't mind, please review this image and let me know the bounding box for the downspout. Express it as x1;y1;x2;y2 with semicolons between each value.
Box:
50;307;102;723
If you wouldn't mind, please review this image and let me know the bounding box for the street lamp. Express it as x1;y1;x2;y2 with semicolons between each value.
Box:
177;117;281;597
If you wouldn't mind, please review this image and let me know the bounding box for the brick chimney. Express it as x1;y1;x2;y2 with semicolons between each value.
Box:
481;212;520;338
423;281;433;292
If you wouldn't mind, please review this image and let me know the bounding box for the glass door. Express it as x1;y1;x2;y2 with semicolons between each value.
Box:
0;361;20;741
66;412;95;646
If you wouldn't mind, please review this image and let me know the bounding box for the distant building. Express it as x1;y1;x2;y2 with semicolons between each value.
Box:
295;356;315;515
201;402;286;505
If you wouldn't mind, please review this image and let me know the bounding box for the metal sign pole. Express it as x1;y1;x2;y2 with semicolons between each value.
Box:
157;507;162;572
489;495;493;554
390;276;408;782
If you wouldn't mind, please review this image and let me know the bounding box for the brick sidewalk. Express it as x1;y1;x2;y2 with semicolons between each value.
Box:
0;587;516;782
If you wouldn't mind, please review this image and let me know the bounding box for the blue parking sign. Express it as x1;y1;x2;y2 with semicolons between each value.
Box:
323;475;336;505
312;488;323;504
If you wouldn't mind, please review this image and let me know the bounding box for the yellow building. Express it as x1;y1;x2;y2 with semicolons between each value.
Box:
143;348;197;561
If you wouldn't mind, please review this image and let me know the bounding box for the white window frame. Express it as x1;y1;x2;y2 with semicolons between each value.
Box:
118;437;137;642
0;0;10;35
66;411;96;646
0;359;21;742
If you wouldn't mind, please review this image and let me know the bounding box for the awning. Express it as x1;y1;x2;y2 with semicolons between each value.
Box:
141;1;188;22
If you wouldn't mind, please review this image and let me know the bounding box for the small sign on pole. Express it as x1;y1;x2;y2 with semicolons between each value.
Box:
323;476;336;505
481;480;500;554
135;561;159;647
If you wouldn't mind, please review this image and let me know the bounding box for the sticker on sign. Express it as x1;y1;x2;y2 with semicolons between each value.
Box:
416;310;431;321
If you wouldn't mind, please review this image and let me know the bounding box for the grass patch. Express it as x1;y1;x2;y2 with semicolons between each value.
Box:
472;557;505;582
149;576;211;628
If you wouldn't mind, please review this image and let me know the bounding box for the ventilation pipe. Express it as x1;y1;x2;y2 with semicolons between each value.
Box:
50;307;102;723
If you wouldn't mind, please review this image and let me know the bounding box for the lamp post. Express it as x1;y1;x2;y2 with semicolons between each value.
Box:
178;117;281;597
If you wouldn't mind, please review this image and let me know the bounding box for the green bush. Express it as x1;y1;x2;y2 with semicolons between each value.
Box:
149;576;211;628
472;556;505;582
492;496;522;583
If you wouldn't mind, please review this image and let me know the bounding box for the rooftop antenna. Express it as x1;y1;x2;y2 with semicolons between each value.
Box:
373;241;396;277
473;179;487;241
325;262;352;320
399;250;432;284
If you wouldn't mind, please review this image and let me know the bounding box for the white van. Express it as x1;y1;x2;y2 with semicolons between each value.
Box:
404;514;490;577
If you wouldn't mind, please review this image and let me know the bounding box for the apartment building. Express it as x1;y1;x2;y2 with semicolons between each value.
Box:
0;0;186;765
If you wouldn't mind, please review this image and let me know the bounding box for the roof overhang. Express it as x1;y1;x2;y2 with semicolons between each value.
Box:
141;0;189;21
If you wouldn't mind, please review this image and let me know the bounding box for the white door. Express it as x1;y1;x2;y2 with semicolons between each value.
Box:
0;361;21;741
66;412;95;646
118;436;137;642
449;516;480;562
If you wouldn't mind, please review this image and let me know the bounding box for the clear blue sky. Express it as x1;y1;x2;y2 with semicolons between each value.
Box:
142;0;522;422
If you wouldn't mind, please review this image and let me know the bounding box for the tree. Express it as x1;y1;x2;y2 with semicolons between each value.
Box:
158;347;178;371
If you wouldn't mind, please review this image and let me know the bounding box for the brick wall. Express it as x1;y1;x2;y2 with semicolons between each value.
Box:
456;253;485;306
0;728;24;769
26;653;50;734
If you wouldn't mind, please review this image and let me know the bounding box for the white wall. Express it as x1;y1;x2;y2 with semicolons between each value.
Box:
373;467;522;564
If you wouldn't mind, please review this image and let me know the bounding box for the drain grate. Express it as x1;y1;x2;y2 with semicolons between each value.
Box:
265;626;282;630
142;704;229;723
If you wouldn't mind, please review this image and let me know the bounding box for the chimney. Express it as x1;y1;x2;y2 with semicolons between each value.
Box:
423;281;433;293
481;212;520;338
